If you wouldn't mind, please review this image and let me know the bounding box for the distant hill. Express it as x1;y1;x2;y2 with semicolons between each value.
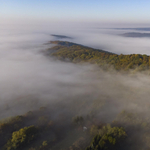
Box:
51;34;73;39
121;32;150;38
48;41;150;71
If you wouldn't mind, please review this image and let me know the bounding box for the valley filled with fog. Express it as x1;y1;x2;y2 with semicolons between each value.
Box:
1;24;150;150
1;24;150;116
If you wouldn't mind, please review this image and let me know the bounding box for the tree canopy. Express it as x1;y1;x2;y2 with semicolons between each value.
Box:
49;41;150;71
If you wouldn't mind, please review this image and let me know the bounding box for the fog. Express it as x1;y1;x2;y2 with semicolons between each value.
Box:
1;22;150;149
2;22;150;54
0;23;150;118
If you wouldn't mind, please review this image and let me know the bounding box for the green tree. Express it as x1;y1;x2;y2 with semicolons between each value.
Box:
4;125;38;150
86;125;126;150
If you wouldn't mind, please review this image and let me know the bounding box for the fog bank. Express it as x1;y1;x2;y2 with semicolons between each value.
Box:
0;24;150;121
1;22;150;55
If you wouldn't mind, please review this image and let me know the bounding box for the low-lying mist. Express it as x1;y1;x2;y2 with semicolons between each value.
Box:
0;24;150;118
1;23;150;149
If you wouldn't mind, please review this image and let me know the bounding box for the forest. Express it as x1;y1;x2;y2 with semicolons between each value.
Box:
49;41;150;72
1;91;150;150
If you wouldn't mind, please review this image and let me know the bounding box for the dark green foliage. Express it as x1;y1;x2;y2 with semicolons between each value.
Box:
112;111;150;150
86;125;126;150
49;41;150;71
0;116;24;148
4;125;38;150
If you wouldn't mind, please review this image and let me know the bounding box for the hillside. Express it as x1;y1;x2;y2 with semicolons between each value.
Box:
48;41;150;71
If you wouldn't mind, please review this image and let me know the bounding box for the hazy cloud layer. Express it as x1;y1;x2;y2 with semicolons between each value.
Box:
2;22;150;54
66;28;150;55
1;24;150;121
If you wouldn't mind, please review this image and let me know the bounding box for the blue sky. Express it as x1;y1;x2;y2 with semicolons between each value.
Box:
1;0;150;24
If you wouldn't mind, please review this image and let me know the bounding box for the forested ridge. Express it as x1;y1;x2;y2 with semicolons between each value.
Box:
49;41;150;71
